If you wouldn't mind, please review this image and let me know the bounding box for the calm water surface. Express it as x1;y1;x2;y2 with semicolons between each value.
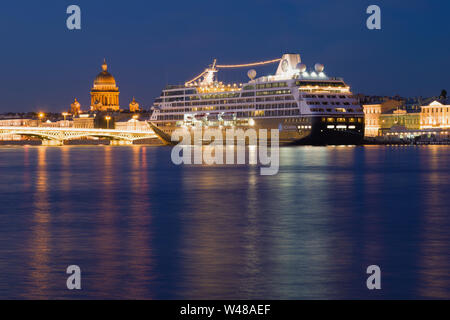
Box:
0;145;449;299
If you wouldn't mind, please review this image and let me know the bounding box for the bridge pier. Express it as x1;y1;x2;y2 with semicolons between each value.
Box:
110;140;133;146
42;140;63;146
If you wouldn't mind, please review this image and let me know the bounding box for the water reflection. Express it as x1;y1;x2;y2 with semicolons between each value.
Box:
419;146;450;298
23;147;31;191
123;146;154;299
27;147;51;299
92;146;120;297
361;148;385;273
179;166;248;298
272;147;342;298
0;146;449;299
240;169;264;297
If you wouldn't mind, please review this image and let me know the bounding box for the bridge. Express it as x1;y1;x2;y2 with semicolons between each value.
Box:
0;126;157;145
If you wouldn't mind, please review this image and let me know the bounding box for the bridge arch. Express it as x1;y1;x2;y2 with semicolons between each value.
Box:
5;131;62;141
0;127;156;143
63;133;133;141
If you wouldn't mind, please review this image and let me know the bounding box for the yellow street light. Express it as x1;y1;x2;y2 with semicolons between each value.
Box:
105;116;111;129
62;112;69;121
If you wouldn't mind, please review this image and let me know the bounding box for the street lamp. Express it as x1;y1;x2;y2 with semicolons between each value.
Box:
105;116;111;129
38;113;45;126
62;112;69;121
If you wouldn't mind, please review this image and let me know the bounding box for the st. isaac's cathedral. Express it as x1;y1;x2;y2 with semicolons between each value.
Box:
90;59;120;112
69;59;140;114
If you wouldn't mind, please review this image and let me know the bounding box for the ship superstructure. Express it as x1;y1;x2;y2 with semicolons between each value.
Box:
150;53;364;145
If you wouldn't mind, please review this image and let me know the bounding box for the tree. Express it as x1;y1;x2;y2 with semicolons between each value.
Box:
441;89;447;99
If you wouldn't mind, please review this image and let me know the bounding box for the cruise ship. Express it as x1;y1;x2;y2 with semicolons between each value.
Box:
149;53;364;145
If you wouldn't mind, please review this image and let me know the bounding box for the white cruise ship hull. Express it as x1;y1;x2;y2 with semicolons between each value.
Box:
149;115;365;146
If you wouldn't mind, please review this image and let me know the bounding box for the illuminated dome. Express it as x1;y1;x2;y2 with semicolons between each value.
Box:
72;98;80;108
129;97;139;112
94;59;116;86
69;98;81;115
90;59;120;112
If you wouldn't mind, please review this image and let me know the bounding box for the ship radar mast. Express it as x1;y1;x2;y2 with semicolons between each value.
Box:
201;59;218;85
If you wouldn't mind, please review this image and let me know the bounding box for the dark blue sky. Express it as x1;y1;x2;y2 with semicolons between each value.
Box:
0;0;448;112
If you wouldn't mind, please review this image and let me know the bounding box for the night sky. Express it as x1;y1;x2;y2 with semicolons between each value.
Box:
0;0;448;112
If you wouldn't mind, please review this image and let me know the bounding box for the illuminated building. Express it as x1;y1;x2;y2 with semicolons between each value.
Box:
379;109;420;134
363;99;405;137
70;98;81;115
90;59;120;112
74;114;95;128
367;97;450;140
420;100;450;129
115;118;151;131
129;97;140;112
0;119;36;127
363;104;382;137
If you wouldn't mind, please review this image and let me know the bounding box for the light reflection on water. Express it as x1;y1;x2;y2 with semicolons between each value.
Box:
0;145;449;299
418;146;450;298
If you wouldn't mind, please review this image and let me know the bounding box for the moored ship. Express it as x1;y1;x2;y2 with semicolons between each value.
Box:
149;53;364;145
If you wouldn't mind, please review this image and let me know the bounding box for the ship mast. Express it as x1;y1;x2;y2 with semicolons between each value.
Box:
185;57;280;86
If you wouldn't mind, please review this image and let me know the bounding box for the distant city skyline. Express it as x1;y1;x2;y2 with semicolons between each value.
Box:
0;0;448;112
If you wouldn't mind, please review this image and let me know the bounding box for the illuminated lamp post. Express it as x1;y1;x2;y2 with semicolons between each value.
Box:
38;113;45;126
105;116;111;129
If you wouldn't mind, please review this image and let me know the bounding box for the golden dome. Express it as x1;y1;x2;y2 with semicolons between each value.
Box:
129;97;140;112
72;98;80;107
94;59;116;86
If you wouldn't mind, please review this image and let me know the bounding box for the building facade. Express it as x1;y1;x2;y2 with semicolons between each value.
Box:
0;119;37;127
74;114;95;128
379;109;421;133
363;99;404;137
115;119;151;131
363;104;382;137
420;100;450;129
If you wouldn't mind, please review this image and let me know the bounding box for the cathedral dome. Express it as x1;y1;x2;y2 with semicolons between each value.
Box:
93;59;116;86
90;59;120;112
